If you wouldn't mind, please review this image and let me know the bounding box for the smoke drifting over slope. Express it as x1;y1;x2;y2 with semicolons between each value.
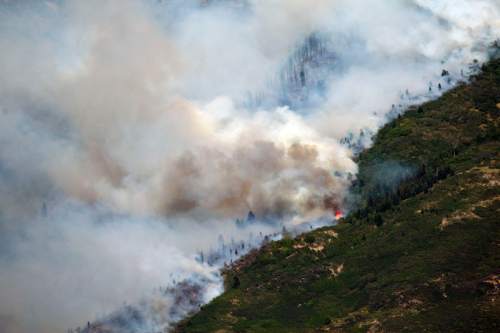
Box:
0;0;498;332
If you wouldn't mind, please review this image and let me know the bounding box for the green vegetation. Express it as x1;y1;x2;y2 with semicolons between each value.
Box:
175;58;500;333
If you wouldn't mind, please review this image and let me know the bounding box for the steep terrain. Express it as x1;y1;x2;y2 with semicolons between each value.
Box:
175;58;500;332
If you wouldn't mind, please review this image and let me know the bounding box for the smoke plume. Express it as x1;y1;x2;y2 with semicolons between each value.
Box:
0;0;498;332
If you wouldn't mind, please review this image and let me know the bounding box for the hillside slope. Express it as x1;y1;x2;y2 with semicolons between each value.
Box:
176;58;500;333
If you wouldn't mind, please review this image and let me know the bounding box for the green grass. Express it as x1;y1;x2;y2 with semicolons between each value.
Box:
175;58;500;333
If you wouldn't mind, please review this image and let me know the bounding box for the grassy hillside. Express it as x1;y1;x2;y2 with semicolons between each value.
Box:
175;58;500;333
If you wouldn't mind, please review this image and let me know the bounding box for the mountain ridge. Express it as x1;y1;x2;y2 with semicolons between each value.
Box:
175;57;500;333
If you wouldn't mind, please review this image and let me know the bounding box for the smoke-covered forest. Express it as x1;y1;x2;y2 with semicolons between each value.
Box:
0;1;498;332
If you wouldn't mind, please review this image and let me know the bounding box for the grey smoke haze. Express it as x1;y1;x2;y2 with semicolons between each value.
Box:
0;0;498;332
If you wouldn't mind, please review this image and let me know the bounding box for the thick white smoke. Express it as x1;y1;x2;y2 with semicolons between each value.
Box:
0;0;498;332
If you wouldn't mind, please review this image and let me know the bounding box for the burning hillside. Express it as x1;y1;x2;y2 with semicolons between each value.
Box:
0;1;498;332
